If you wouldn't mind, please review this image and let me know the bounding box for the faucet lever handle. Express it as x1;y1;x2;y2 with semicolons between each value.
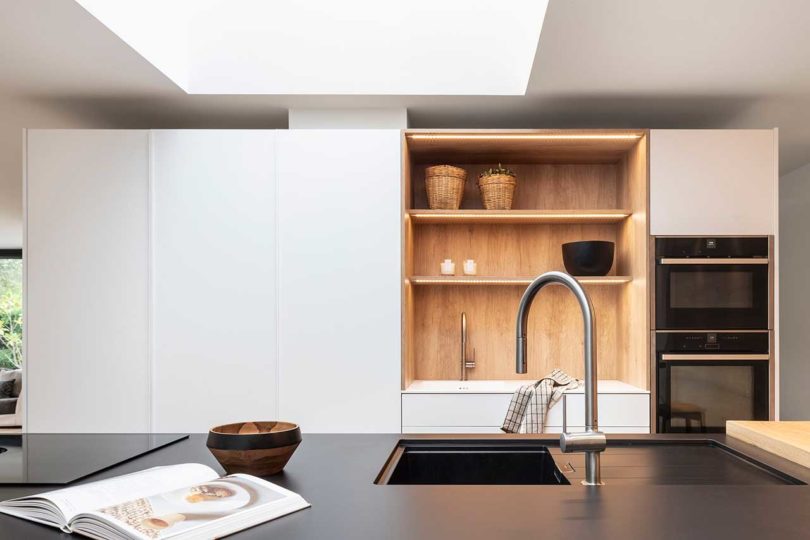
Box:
560;431;606;454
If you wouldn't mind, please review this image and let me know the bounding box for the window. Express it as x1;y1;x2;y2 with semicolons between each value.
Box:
0;250;22;369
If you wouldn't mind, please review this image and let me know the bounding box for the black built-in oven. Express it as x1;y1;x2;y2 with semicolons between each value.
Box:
655;237;771;330
656;331;770;433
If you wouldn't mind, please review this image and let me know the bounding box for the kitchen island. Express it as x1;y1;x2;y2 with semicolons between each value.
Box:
0;433;809;539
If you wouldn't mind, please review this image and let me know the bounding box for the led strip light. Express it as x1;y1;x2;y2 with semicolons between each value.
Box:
407;133;642;141
407;277;631;285
408;211;630;221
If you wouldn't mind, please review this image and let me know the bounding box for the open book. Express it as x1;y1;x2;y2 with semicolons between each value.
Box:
0;463;310;539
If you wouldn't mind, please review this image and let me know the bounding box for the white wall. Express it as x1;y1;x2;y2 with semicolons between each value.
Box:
779;161;810;420
288;109;408;129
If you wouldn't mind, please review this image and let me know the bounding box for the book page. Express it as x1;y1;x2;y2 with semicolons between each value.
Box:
77;475;309;539
8;464;218;524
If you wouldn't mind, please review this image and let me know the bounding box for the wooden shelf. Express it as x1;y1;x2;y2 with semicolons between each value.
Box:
405;130;645;164
407;209;631;225
407;276;632;286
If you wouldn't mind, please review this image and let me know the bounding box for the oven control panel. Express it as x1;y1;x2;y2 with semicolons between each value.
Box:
655;237;769;258
656;332;769;353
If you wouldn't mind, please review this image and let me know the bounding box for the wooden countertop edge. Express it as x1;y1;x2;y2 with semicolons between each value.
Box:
727;421;810;470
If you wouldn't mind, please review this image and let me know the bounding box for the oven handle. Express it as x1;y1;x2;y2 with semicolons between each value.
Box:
660;353;770;361
658;258;769;265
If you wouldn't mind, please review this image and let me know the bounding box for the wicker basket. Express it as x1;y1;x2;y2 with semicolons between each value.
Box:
425;165;467;210
478;172;516;210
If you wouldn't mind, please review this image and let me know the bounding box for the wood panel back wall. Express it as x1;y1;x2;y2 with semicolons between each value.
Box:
413;285;622;381
413;223;619;277
411;163;620;210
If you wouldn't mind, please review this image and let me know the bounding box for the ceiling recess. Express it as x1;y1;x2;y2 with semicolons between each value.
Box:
75;0;549;96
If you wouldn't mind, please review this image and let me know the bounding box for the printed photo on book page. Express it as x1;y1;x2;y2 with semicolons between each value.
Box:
94;476;287;539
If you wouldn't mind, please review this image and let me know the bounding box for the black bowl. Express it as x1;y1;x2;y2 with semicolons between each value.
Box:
561;241;615;276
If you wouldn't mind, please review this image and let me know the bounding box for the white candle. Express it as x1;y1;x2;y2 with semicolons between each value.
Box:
440;259;456;275
463;259;477;275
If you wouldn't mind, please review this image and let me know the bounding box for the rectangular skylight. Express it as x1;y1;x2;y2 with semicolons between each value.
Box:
76;0;549;95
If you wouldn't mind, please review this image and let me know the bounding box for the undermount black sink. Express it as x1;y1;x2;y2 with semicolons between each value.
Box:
376;439;805;486
378;441;570;485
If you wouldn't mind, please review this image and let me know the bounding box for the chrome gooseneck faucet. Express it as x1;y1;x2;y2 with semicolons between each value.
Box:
515;271;606;485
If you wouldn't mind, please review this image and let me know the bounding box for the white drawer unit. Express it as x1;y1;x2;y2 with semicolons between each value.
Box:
402;380;650;434
402;393;513;428
402;426;507;434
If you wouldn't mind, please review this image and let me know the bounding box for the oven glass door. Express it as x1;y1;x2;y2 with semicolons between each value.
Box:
656;262;769;329
657;359;769;433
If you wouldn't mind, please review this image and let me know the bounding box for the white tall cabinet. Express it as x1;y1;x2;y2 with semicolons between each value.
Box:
24;129;402;433
25;130;151;432
650;128;780;416
276;130;402;433
650;129;778;235
150;131;278;432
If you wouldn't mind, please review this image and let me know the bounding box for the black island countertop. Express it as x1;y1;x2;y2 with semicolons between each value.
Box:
1;433;810;539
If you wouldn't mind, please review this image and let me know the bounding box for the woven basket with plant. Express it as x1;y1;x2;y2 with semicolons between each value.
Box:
478;164;517;210
425;165;467;209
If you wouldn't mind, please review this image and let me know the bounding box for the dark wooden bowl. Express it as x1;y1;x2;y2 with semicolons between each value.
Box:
562;240;615;276
206;421;302;477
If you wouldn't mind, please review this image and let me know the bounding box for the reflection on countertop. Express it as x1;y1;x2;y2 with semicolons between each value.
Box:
0;434;187;484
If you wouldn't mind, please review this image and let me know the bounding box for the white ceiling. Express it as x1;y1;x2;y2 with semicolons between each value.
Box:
1;0;810;173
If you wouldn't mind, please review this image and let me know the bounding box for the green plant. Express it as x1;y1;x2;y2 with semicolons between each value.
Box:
479;163;516;179
0;260;22;369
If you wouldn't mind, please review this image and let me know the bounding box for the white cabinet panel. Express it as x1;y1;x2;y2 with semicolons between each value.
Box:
559;393;650;428
546;402;563;427
25;130;150;432
402;426;504;434
650;129;777;235
401;392;650;433
277;130;401;433
151;130;277;433
402;394;513;427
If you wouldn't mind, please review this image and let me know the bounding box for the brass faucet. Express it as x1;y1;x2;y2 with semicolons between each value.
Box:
460;312;476;381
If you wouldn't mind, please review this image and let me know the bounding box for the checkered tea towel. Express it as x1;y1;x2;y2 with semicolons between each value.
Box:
500;369;581;434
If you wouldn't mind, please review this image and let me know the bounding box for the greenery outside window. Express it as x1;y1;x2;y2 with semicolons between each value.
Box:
0;250;22;369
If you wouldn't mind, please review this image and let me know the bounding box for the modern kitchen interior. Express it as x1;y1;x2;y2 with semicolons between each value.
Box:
1;1;810;539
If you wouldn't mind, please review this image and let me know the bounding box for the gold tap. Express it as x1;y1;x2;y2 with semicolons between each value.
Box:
460;312;476;381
